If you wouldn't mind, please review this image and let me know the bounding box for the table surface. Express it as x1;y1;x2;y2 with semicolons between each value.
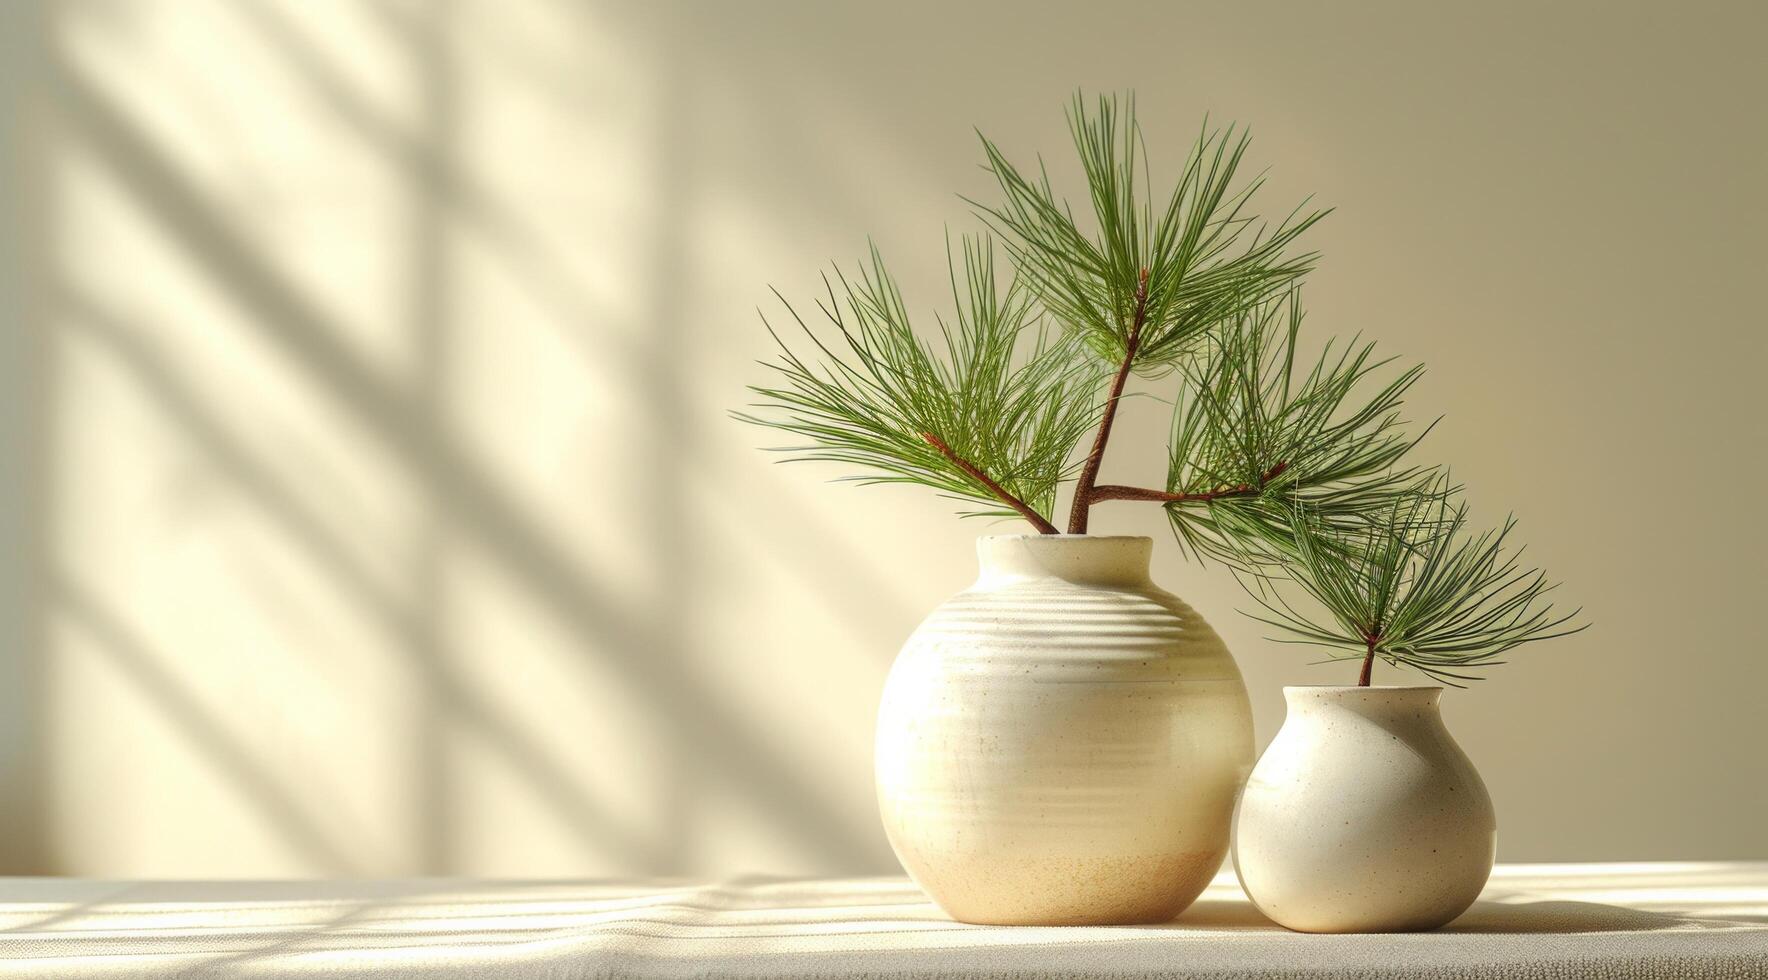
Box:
0;863;1764;979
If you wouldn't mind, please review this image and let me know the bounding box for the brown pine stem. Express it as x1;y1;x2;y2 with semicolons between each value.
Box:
1089;485;1197;503
1357;637;1377;687
1087;461;1291;506
920;432;1060;535
1066;267;1150;535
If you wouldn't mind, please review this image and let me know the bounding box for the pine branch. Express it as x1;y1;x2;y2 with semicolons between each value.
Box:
735;94;1588;687
1160;291;1433;567
1237;481;1588;686
1090;461;1289;504
735;236;1104;529
971;93;1326;376
920;431;1059;533
972;94;1324;533
1066;267;1148;533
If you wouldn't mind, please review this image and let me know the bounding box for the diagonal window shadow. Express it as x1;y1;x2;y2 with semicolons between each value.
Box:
54;577;364;874
61;295;672;871
227;0;645;370
235;0;931;649
48;62;880;869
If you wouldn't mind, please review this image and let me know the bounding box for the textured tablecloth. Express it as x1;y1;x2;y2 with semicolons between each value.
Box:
0;863;1764;979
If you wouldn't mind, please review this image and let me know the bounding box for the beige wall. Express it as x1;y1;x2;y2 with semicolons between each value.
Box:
1;0;1762;877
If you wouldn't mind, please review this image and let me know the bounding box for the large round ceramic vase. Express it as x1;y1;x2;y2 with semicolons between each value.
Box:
876;535;1254;925
1234;686;1496;933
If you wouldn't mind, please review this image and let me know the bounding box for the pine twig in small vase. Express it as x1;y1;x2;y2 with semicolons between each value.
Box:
1238;485;1587;687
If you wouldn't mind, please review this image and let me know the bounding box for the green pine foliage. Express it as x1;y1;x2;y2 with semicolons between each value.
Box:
736;93;1584;684
1162;292;1435;566
734;238;1104;529
1238;481;1587;685
971;95;1325;372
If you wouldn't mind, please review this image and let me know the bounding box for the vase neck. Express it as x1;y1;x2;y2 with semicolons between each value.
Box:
1282;685;1444;722
974;535;1153;589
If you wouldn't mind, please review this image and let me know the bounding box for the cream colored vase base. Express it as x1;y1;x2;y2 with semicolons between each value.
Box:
1233;686;1497;933
876;536;1254;926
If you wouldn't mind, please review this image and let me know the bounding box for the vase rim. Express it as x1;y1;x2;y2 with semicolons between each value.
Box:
973;534;1153;587
1282;685;1445;708
1283;684;1443;692
977;534;1153;543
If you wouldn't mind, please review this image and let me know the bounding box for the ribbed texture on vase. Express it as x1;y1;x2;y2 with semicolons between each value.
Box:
912;587;1225;657
876;540;1254;925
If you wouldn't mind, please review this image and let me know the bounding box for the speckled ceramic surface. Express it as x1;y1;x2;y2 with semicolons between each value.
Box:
1233;685;1497;933
876;535;1254;925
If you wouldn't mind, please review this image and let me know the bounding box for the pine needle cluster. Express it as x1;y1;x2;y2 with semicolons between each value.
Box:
971;98;1322;372
1241;479;1586;685
734;239;1104;530
736;94;1584;684
1162;293;1433;566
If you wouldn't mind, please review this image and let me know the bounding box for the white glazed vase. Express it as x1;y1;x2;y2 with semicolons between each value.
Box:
1234;686;1496;933
876;535;1254;925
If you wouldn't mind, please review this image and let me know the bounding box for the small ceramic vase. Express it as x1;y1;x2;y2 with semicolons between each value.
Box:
1234;685;1496;933
876;535;1254;925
